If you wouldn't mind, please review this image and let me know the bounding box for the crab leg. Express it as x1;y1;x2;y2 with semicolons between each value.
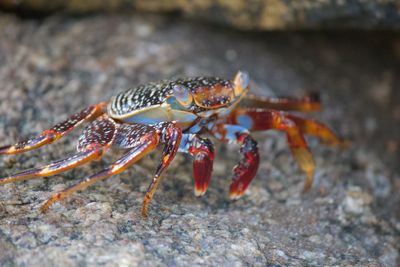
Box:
39;122;182;217
40;126;160;213
241;93;321;112
209;124;260;200
285;114;344;147
0;102;106;155
0;115;116;185
227;108;324;190
142;122;182;217
0;148;105;185
179;134;215;196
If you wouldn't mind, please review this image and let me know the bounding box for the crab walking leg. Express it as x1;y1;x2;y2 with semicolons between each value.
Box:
227;108;317;191
0;115;117;185
0;102;106;155
141;122;182;217
241;93;321;112
0;148;105;185
209;124;260;200
179;134;215;196
285;114;345;147
229;108;343;147
40;130;160;213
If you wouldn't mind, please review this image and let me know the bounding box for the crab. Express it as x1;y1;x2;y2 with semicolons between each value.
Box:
0;71;343;217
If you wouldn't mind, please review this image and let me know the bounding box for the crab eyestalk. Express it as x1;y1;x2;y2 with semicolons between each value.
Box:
233;70;250;97
173;84;193;108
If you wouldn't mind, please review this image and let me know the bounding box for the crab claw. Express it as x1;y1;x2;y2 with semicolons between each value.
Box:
229;135;260;200
193;152;213;196
189;138;215;197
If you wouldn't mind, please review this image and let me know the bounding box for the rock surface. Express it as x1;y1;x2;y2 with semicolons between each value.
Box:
0;13;399;266
1;0;400;30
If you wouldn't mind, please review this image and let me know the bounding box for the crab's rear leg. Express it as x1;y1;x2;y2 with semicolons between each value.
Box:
40;123;161;213
227;108;343;190
209;124;260;199
179;134;215;196
0;102;106;154
241;93;321;112
0;115;116;185
285;114;346;147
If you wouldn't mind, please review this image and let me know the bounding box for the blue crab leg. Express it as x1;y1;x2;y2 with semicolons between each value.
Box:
0;115;116;185
142;122;182;217
179;134;215;197
227;108;320;191
241;93;321;112
208;124;260;200
0;102;106;155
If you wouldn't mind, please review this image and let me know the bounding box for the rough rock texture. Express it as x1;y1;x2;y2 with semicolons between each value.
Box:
0;13;399;266
1;0;400;30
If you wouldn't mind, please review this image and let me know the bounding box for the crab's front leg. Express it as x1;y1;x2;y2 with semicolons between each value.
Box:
179;134;215;196
209;124;260;200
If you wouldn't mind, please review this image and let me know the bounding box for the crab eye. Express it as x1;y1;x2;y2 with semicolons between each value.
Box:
233;71;250;96
173;84;193;108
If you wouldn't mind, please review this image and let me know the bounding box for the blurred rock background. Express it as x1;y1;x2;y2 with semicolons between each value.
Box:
0;1;399;266
1;0;400;30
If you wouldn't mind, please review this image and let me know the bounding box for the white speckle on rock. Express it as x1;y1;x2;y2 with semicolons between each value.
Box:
273;249;289;261
300;250;326;261
73;202;113;226
344;186;373;215
366;166;391;198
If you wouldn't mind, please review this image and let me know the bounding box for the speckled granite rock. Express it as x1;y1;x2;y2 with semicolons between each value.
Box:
1;0;400;30
0;13;399;266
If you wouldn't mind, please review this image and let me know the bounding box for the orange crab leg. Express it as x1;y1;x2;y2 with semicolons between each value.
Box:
142;122;182;217
0;102;106;155
0;115;117;185
0;148;105;185
285;114;345;147
40;130;160;213
39;122;182;217
227;108;317;191
241;93;321;112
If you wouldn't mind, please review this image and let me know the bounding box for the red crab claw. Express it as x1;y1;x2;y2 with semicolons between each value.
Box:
190;139;215;196
229;134;260;200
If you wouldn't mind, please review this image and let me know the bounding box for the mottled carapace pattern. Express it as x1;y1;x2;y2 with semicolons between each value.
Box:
108;76;232;117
